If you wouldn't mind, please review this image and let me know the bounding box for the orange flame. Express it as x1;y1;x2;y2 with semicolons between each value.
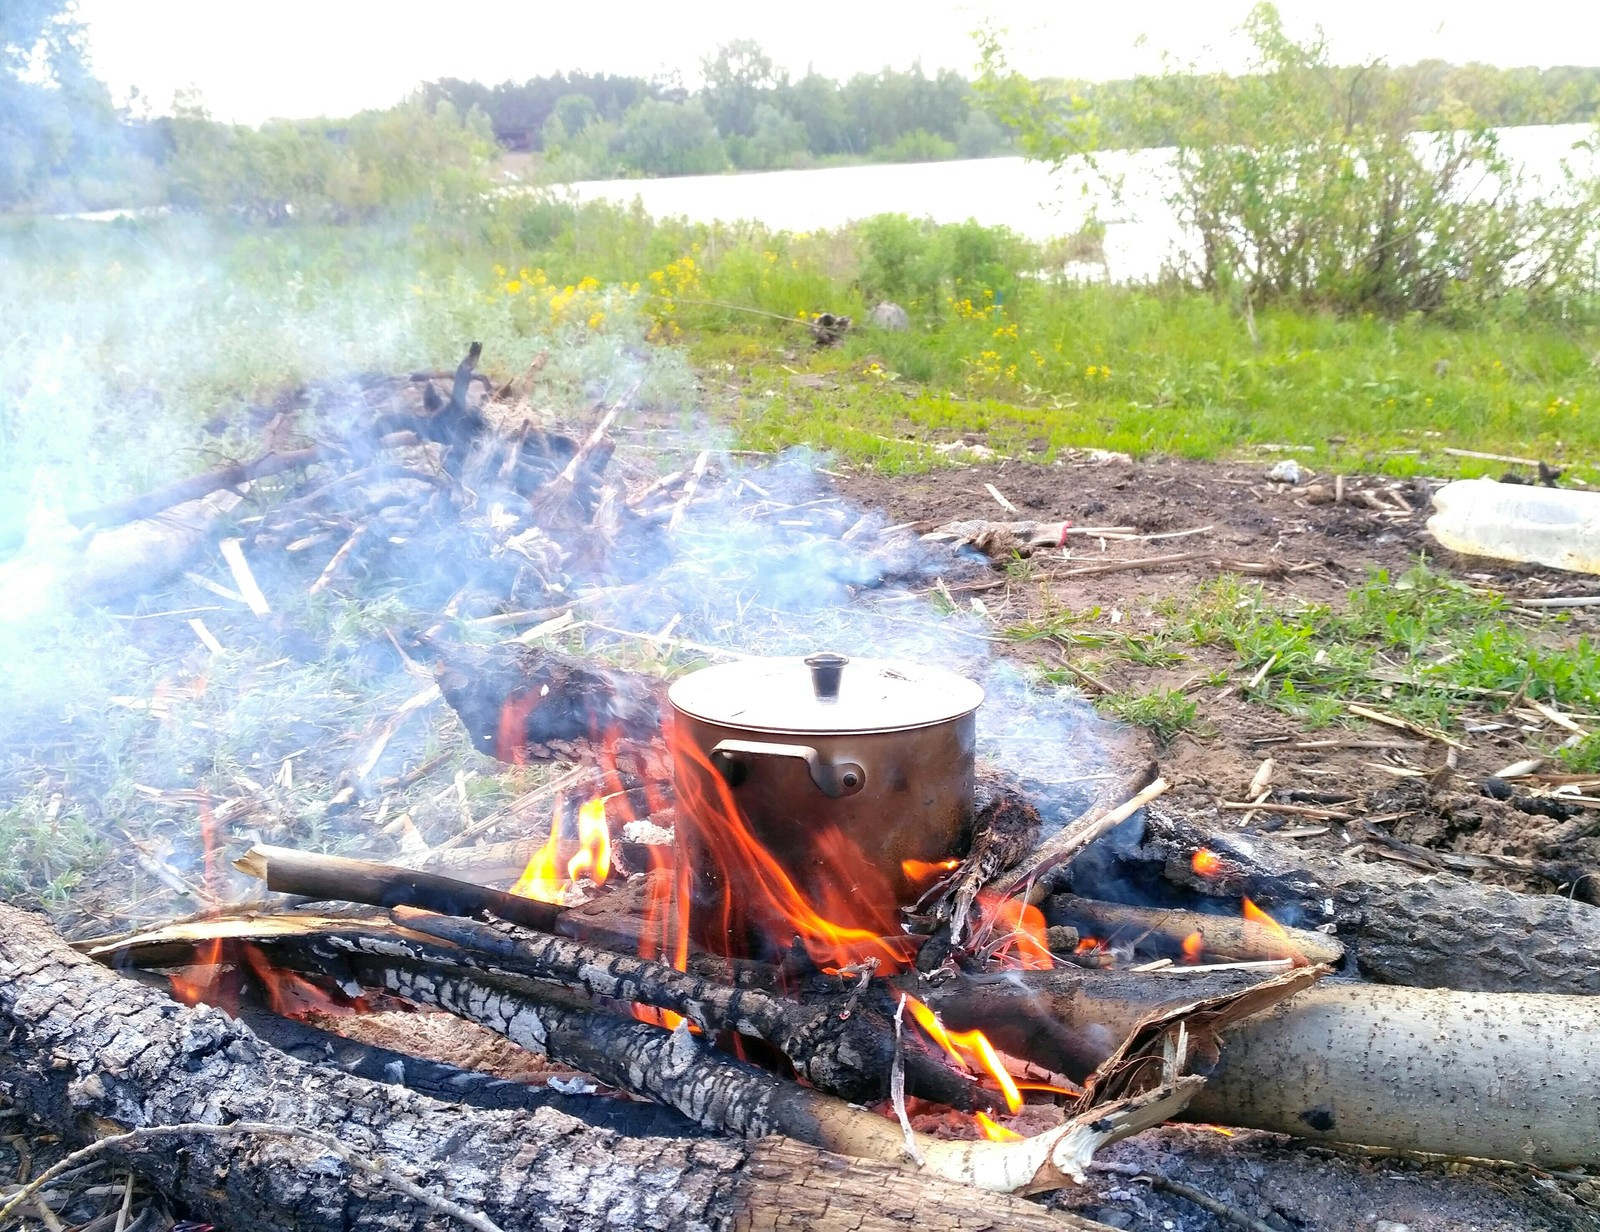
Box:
241;943;367;1017
902;858;960;885
972;892;1054;970
903;995;1023;1114
509;795;612;904
1242;896;1306;963
669;725;915;972
510;797;567;902
1181;930;1204;963
1192;848;1223;877
974;1111;1023;1141
170;936;226;1008
565;796;611;883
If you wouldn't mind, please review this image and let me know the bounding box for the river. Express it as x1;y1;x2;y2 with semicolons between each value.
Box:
566;124;1596;283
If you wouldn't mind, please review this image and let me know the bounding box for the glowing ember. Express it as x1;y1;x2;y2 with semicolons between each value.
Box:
903;995;1023;1114
974;1111;1023;1141
1192;848;1223;877
1181;930;1205;962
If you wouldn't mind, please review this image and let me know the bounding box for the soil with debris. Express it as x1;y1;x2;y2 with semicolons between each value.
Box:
834;455;1600;902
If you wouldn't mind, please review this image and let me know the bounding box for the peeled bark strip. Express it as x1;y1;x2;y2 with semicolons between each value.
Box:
0;903;1116;1232
1183;983;1600;1167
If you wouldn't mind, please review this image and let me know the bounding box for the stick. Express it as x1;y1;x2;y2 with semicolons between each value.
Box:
1045;896;1343;965
1145;1176;1278;1232
307;523;368;595
667;451;710;531
984;482;1019;514
993;771;1170;900
60;448;325;533
1441;447;1543;466
233;843;563;933
1346;702;1466;750
0;1123;504;1232
217;538;271;616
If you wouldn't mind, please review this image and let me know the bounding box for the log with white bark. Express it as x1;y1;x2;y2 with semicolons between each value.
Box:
1183;982;1600;1167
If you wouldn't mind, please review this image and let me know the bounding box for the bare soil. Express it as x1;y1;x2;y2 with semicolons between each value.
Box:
834;455;1600;902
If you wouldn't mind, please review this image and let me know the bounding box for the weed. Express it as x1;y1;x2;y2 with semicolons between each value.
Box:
1104;688;1201;744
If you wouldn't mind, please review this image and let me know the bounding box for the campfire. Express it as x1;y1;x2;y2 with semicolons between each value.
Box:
2;343;1597;1232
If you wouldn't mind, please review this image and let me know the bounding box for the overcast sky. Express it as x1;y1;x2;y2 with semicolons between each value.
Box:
74;0;1600;125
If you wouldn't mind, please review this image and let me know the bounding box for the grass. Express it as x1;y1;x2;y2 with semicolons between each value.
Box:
1012;563;1600;747
1103;688;1203;744
4;202;1600;907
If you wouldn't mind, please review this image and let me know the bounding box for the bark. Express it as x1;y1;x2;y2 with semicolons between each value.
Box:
1182;983;1600;1167
0;903;1115;1232
1102;807;1600;995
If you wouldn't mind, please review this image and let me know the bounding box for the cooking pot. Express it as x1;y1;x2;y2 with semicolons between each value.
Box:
667;652;984;939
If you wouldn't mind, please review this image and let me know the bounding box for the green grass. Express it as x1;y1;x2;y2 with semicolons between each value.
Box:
704;292;1600;480
1164;565;1600;734
1103;688;1203;744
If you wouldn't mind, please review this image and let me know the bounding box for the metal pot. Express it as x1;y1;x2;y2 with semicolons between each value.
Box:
667;652;984;932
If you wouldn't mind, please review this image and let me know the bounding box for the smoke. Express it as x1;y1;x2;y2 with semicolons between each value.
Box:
0;229;1118;910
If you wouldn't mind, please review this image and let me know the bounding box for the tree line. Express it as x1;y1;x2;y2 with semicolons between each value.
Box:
4;3;1599;216
421;41;1011;177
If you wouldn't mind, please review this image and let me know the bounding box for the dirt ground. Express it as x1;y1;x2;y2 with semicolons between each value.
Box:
829;454;1600;1230
835;454;1600;902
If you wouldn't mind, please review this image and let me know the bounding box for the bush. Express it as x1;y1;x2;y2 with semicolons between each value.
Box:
871;130;958;164
979;3;1600;318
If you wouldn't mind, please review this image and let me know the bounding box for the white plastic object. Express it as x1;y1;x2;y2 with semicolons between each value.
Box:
1427;478;1600;574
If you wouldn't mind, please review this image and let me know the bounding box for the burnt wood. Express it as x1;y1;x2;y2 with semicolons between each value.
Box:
0;902;1118;1232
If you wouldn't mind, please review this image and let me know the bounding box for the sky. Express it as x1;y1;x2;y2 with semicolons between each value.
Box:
75;0;1600;125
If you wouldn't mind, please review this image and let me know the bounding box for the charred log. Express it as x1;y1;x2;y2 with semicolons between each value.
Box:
0;902;1125;1232
236;844;564;934
1097;808;1600;995
423;639;671;779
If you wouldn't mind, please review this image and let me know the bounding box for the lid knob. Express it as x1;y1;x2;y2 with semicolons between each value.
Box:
804;652;848;702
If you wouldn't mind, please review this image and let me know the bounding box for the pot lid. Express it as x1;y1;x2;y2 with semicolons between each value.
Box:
668;653;984;734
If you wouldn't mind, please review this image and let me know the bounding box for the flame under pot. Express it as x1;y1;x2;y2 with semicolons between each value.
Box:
668;653;983;949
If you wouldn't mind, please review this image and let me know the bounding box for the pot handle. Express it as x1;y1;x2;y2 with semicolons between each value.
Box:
709;739;867;799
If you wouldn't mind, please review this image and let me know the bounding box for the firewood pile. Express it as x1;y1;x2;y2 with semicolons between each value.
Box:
3;344;1599;1232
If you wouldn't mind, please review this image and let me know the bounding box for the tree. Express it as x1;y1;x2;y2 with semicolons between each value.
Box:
614;99;726;176
701;40;779;138
0;0;125;208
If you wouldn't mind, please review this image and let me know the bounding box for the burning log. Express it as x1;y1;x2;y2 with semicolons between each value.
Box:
1043;895;1346;966
0;902;1134;1232
235;843;565;933
81;908;1220;1194
1125;809;1600;994
914;964;1600;1168
425;638;671;781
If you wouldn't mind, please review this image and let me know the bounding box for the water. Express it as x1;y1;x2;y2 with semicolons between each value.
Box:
567;124;1597;284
